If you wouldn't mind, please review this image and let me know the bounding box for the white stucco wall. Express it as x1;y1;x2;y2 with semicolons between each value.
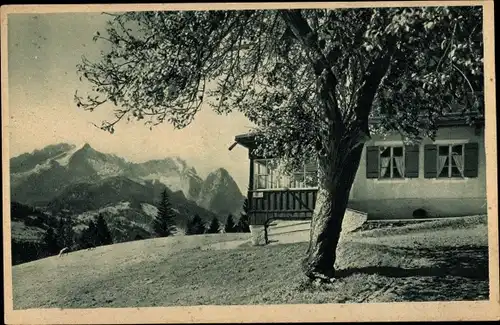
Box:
348;126;487;219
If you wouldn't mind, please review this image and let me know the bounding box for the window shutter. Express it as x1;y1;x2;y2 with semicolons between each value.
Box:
404;145;419;178
463;142;479;178
366;146;379;179
424;144;437;178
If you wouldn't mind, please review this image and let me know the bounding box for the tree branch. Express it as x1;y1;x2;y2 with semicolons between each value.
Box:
279;9;343;134
354;36;397;136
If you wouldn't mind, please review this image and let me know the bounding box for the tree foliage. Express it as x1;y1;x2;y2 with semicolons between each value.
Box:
224;214;236;233
153;189;177;237
76;7;483;172
43;227;60;255
56;215;75;249
95;214;114;245
186;214;206;235
237;198;251;233
206;216;221;234
77;219;97;249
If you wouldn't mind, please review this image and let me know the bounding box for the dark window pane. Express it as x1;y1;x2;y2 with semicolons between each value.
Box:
439;145;450;156
452;145;463;155
451;166;463;177
380;146;390;157
393;146;403;157
450;156;458;167
438;168;449;178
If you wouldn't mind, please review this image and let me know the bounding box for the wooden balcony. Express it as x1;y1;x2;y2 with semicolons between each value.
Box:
248;188;318;225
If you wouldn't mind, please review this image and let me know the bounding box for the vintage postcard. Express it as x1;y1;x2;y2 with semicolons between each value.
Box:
2;1;499;323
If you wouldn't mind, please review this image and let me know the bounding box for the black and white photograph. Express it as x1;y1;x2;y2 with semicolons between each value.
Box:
2;1;499;323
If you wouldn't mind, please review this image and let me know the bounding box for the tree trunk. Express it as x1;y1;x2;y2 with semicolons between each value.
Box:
302;142;364;282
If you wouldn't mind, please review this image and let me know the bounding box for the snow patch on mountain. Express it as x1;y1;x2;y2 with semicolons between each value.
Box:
140;174;187;194
141;203;158;217
87;158;124;177
54;144;84;166
173;156;187;171
11;160;52;178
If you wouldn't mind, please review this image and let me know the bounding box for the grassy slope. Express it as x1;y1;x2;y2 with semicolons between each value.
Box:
12;217;489;309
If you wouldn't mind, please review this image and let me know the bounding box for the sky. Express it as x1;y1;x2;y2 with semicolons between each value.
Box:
6;12;254;192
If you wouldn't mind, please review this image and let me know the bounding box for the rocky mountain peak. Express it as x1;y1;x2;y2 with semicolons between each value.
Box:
81;142;92;150
212;167;230;177
10;143;245;218
196;167;245;217
74;142;101;157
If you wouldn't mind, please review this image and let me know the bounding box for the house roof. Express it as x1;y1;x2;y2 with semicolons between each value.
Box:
229;112;484;150
228;132;258;150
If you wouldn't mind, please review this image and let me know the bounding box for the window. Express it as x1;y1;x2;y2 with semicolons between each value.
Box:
366;145;419;179
424;142;478;179
255;159;270;189
253;159;318;190
437;144;465;178
378;146;405;179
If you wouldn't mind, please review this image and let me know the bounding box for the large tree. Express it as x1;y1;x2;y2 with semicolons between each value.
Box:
153;189;177;237
76;6;483;281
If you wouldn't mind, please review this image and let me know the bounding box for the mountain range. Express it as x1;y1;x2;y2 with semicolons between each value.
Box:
9;143;246;250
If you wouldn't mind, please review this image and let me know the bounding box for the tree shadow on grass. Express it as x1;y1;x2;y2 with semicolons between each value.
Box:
335;265;488;280
335;246;489;281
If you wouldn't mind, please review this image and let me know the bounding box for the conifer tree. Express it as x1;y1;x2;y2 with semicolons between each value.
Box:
56;215;75;249
224;214;236;233
153;188;177;237
186;214;206;235
43;227;60;255
207;217;221;234
77;219;98;249
96;214;113;245
237;198;251;233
